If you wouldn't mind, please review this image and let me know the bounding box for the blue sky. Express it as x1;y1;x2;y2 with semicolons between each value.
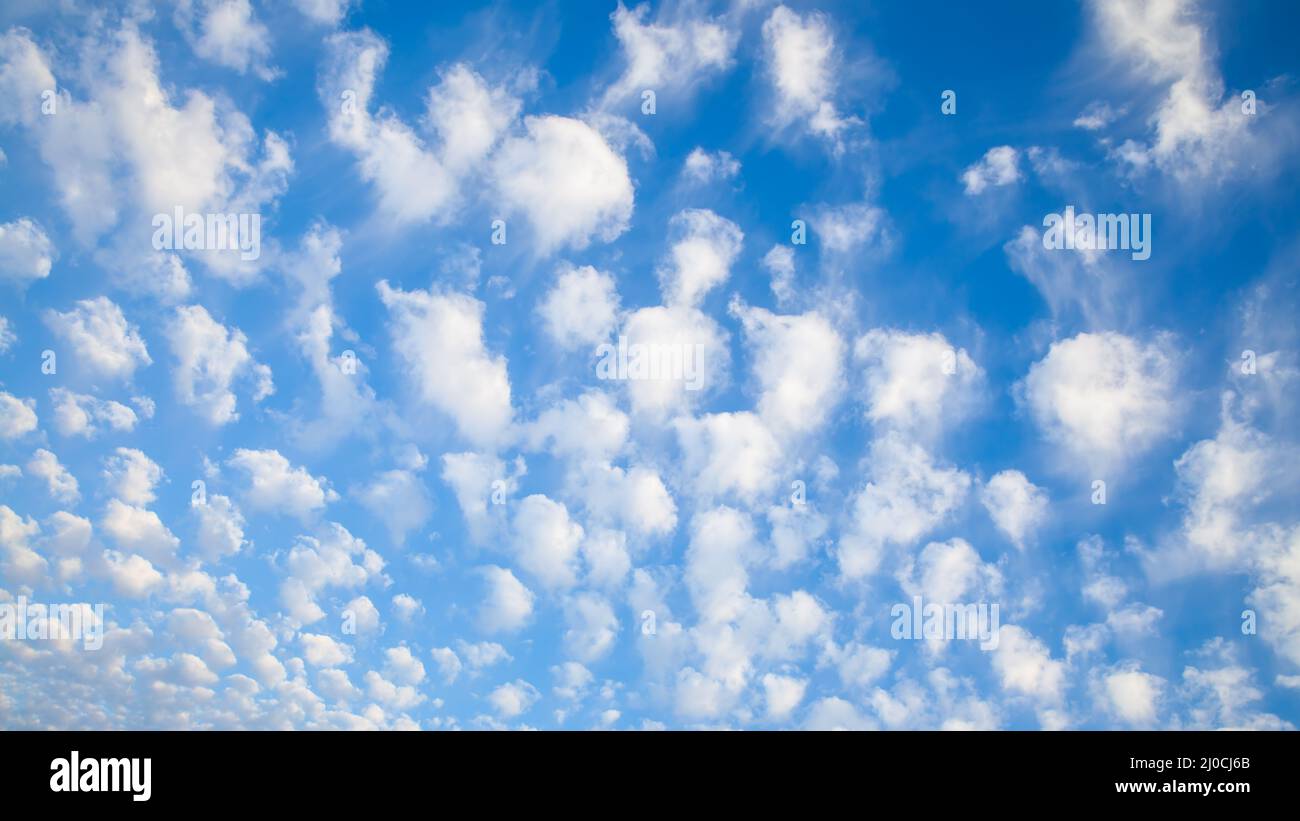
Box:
1;0;1298;729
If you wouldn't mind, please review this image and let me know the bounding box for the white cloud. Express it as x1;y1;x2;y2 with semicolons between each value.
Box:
391;593;423;623
487;679;539;718
734;302;845;436
0;316;15;353
300;633;353;667
537;264;620;351
838;434;971;580
991;625;1067;705
383;646;426;686
356;469;432;545
961;146;1021;194
279;523;384;627
512;495;584;591
762;673;807;721
194;493;246;561
563;592;619;662
674;412;782;504
165;304;273;426
761;245;796;307
425;63;521;169
761;5;857;146
525;391;628;462
293;0;351;26
44;297;151;380
101;499;180;564
598;3;737;109
0;392;38;440
227;449;336;520
0;218;54;285
27;448;79;503
492;115;634;253
174;0;277;80
618;304;727;418
49;388;139;438
682;147;740;185
478;565;535;634
378;281;513;448
980;470;1049;550
855;329;981;437
103;447;163;505
812;202;889;254
1099;664;1164;726
1020;332;1178;472
657;208;743;308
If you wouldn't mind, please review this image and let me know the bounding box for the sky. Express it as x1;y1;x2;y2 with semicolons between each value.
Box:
0;0;1298;730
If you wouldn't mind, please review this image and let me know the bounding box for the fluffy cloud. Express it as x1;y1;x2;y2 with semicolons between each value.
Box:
734;303;845;436
44;297;151;380
980;470;1049;550
165;304;273;426
537;264;620;351
961;146;1021;194
598;3;737;109
27;449;79;503
492;115;635;252
227;449;336;520
174;0;277;80
511;495;584;591
103;447;163;505
674;412;782;504
478;565;535;634
49;389;139;438
1020;332;1178;472
378;282;513;448
855;329;981;437
761;5;857;146
0;218;54;285
0;392;38;440
838;434;971;579
279;523;384;626
657;209;743;308
682;147;740;185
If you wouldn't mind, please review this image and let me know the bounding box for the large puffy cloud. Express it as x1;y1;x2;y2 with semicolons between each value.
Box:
491;115;634;252
102;447;163;505
674;412;783;504
44;297;151;381
378;282;513;448
165;305;273;425
511;495;584;591
1020;332;1178;473
27;448;79;503
616;304;727;418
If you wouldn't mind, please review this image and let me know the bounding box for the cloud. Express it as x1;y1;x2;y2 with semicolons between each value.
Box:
682;147;740;185
102;447;163;505
227;449;336;520
537;264;621;351
478;565;535;633
165;304;273;426
961;146;1021;194
279;523;384;627
511;495;584;591
761;5;857;147
0;392;38;440
980;470;1049;550
492;115;635;253
44;297;152;380
1020;332;1179;473
657;209;743;308
734;302;845;436
49;389;139;438
487;678;539;718
854;329;982;438
174;0;277;80
0;218;54;285
598;2;738;109
378;281;513;448
27;448;79;503
838;434;970;580
194;493;246;561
